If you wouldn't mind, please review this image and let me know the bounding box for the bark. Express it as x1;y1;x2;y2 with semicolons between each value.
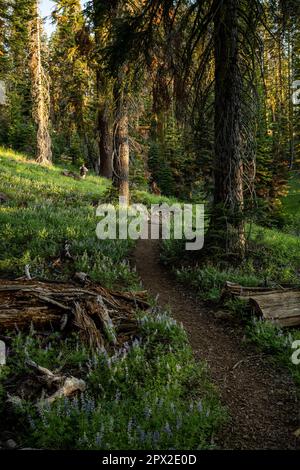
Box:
212;0;245;257
0;280;149;349
113;83;130;205
30;0;52;165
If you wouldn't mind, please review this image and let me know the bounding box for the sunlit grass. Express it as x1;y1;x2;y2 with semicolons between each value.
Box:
0;147;136;288
282;172;300;216
0;147;225;449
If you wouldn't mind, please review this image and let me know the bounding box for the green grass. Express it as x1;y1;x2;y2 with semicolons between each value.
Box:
281;173;300;235
131;189;180;207
0;314;226;450
160;178;300;389
282;173;300;218
0;147;225;449
175;265;262;302
248;224;300;285
246;320;300;386
0;147;137;288
162;221;300;302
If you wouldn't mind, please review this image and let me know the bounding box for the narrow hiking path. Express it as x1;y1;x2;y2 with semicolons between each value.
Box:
134;239;300;450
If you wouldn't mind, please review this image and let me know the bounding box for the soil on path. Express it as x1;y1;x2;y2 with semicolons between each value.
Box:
134;239;300;450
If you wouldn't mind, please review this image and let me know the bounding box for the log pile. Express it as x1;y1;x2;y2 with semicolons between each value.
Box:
0;280;149;349
222;281;300;327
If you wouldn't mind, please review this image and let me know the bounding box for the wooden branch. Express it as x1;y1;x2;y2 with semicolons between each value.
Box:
0;280;148;348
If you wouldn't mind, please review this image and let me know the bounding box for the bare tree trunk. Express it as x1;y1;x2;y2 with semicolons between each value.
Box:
30;0;52;165
212;0;245;257
113;84;130;205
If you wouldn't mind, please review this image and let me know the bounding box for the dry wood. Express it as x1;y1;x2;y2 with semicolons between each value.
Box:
0;280;149;349
26;360;86;406
222;281;300;327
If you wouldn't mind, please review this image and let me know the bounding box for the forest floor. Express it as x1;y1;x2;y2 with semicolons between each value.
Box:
1;148;299;450
134;238;300;450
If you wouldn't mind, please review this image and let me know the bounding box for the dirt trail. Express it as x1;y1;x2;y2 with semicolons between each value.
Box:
134;239;300;450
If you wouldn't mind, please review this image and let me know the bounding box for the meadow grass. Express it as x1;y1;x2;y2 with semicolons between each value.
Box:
0;316;226;450
0;147;136;288
0;147;225;449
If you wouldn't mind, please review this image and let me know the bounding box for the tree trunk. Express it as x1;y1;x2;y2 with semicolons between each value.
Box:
30;0;52;165
113;84;130;205
212;0;245;257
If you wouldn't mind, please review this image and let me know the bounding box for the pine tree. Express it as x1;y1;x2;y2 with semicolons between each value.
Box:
29;0;52;164
92;0;115;178
113;78;130;204
50;0;91;164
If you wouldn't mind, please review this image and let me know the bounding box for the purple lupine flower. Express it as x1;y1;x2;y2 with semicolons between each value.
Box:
152;431;160;446
164;422;172;437
144;406;152;419
176;416;182;430
95;433;102;447
158;398;164;409
137;426;146;444
127;418;133;435
28;416;36;429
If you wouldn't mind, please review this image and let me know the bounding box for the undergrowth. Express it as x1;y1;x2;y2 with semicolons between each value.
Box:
0;147;225;449
0;312;226;450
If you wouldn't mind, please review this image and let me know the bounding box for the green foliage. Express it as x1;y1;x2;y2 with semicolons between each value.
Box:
246;320;300;386
49;0;94;165
175;265;262;302
0;366;10;414
0;148;225;449
2;315;225;450
162;218;300;299
0;147;136;289
148;113;204;200
281;174;300;235
0;0;37;154
8;332;90;375
148;140;176;197
249;224;300;285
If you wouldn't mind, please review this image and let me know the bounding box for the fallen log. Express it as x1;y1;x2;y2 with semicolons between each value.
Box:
221;281;290;299
0;280;149;349
249;291;300;327
221;281;300;327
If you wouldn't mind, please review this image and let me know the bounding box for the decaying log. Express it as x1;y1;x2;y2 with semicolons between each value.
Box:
221;281;290;299
73;301;104;349
249;291;300;327
26;360;86;406
221;281;300;327
0;280;149;349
